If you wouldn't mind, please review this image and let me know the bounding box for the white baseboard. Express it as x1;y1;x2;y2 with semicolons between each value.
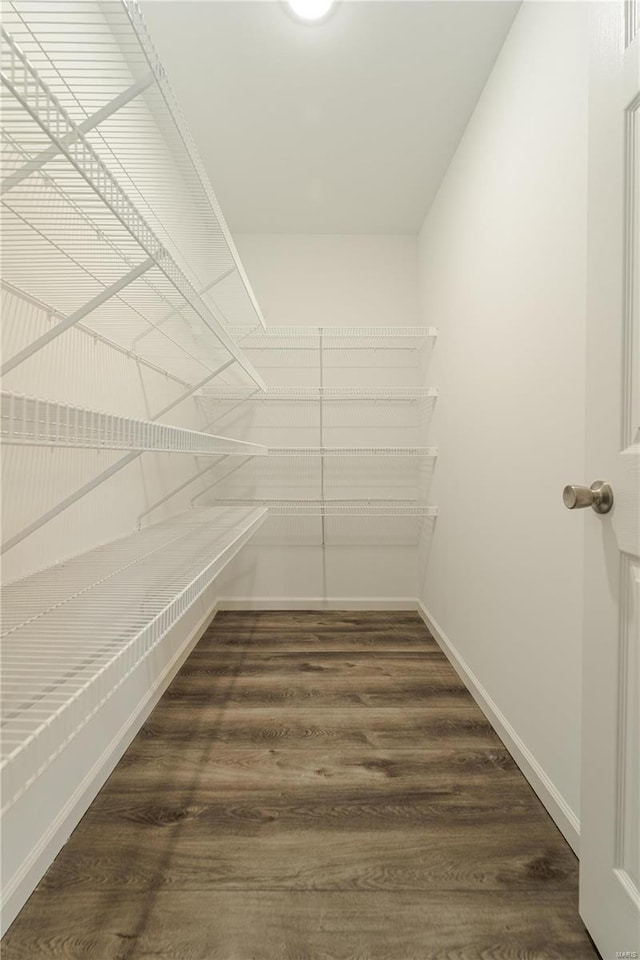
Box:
217;596;417;611
416;600;580;854
1;601;220;936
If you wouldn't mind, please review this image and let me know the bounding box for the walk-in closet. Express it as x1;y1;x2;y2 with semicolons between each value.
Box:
1;1;638;957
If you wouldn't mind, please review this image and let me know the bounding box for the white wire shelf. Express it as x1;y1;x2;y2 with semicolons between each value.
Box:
198;386;438;402
227;326;438;351
212;499;439;517
0;1;265;332
0;506;267;811
0;393;267;456
0;21;265;387
266;447;439;457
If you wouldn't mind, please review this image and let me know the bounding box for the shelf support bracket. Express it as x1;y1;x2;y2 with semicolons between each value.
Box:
191;456;252;504
0;360;234;555
131;266;238;348
137;384;263;522
1;259;155;376
200;390;263;431
138;457;227;525
1;72;155;196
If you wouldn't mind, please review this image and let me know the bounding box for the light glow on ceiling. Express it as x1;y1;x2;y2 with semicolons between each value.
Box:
286;0;336;23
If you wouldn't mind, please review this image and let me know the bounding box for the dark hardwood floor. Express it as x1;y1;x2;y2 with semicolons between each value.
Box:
2;611;600;959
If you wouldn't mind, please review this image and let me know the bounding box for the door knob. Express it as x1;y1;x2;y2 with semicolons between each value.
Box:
563;480;613;514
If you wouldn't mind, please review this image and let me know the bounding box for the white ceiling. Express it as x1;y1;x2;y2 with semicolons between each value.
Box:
142;1;520;234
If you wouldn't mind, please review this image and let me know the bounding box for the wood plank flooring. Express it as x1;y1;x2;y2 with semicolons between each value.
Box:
2;611;600;959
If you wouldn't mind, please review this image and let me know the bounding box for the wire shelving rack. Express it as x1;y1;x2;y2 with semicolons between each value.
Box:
0;506;267;813
266;447;438;457
208;500;438;547
0;11;265;388
228;326;438;351
212;499;439;517
198;386;438;402
0;392;268;456
194;323;439;542
1;0;265;332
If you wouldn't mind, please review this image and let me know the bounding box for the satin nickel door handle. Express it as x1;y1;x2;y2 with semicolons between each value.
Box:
563;480;613;514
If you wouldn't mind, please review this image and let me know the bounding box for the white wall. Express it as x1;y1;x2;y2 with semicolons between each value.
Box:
233;234;421;328
213;234;428;606
416;1;588;847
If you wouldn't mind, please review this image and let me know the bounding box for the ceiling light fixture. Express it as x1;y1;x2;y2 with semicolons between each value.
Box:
286;0;336;23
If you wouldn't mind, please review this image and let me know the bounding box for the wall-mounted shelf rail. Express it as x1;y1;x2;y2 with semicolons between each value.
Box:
0;506;267;812
0;24;266;388
199;386;438;402
229;326;438;350
0;393;267;456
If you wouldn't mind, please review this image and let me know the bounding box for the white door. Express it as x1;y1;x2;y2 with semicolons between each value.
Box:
578;2;640;957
